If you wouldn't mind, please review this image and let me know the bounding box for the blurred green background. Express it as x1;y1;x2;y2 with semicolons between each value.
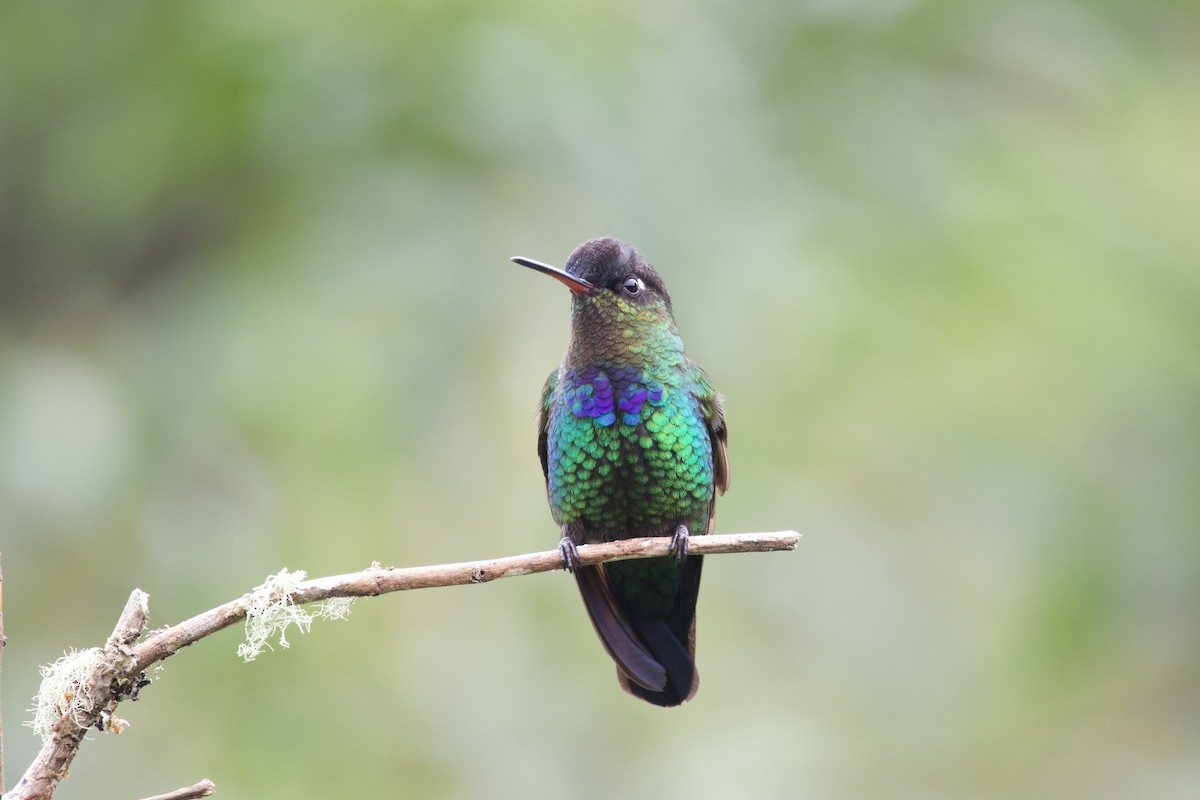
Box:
2;0;1198;798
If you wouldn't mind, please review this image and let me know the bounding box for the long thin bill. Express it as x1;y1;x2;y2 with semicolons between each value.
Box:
511;256;595;295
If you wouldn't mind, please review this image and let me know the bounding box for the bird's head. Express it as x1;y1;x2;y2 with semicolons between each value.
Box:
512;238;680;364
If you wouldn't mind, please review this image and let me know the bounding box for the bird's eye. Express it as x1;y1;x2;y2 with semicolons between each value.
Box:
622;276;644;296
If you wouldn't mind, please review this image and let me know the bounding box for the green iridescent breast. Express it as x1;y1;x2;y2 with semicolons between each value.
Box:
544;362;715;538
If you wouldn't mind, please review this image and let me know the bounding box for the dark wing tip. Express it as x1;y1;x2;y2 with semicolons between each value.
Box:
576;566;668;691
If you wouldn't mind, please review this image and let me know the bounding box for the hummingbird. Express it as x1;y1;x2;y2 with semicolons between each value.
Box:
511;237;728;706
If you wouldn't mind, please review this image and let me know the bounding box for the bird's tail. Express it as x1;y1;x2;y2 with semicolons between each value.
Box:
574;557;702;707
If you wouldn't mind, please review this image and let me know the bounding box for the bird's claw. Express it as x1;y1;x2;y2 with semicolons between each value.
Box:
558;537;581;573
669;524;690;562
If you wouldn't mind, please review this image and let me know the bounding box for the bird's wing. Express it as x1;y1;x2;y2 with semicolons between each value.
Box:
692;365;729;496
536;368;557;484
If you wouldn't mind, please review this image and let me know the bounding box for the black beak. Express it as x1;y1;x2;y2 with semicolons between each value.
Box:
511;256;595;296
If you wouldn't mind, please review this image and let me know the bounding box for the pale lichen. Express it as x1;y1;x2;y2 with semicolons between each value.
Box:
317;596;356;622
237;568;354;661
25;647;104;743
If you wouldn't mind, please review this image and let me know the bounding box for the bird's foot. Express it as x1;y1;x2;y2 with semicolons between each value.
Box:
669;524;690;562
558;536;581;573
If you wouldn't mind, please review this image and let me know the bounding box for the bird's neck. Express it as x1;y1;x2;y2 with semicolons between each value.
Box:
564;299;685;373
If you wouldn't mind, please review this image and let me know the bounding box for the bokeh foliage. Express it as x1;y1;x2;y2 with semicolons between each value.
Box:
2;1;1198;798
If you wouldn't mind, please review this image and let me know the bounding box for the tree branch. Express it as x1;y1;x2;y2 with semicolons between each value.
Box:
137;779;215;800
132;530;798;670
7;530;798;800
8;591;150;800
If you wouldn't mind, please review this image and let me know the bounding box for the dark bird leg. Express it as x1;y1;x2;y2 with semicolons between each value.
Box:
669;524;690;562
559;523;583;572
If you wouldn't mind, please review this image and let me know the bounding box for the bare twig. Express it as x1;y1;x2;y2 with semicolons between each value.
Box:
7;530;799;800
137;778;216;800
132;530;799;670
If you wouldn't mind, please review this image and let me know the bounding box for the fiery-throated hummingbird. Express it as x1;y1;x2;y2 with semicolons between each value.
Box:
512;237;729;706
